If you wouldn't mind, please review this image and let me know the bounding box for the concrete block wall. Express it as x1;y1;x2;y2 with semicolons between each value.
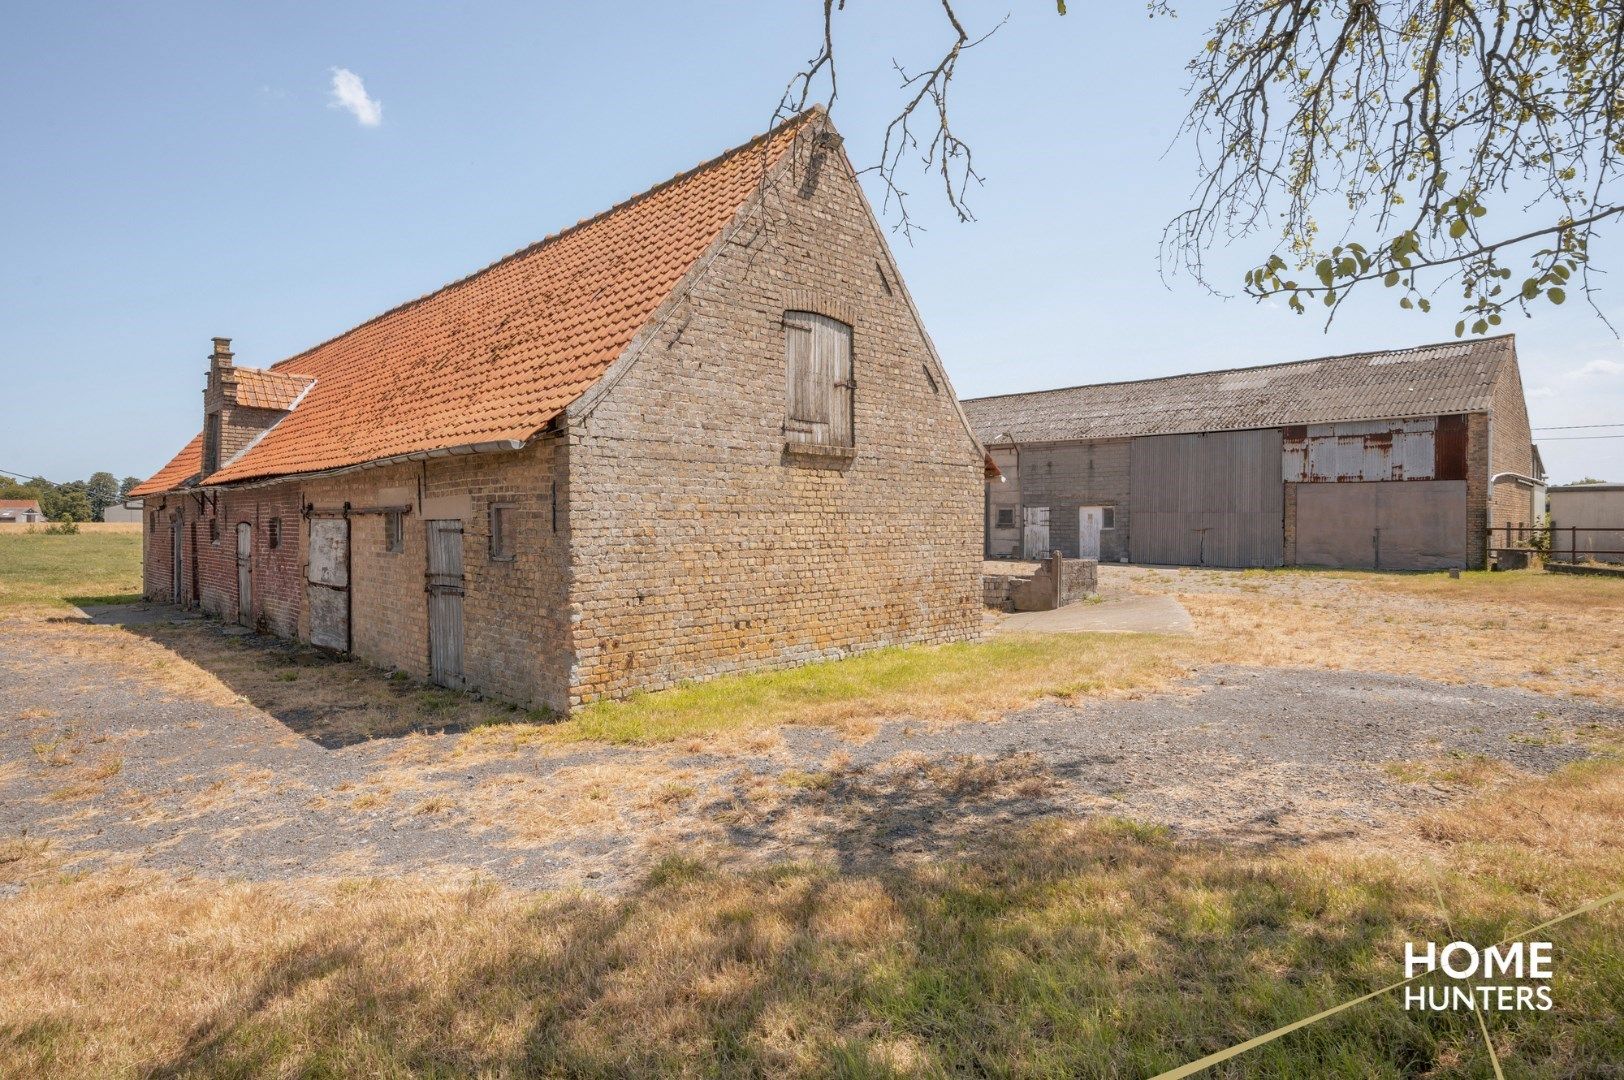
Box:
564;130;984;704
1015;438;1131;560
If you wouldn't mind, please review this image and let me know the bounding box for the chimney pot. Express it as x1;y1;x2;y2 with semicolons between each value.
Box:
210;337;234;367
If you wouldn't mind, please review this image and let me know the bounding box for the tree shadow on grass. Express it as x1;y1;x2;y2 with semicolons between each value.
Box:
117;818;1535;1079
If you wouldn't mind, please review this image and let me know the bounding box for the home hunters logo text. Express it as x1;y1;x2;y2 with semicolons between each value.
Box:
1404;940;1554;1012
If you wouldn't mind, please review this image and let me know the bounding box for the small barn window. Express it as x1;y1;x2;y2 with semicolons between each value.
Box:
149;511;157;533
783;311;854;449
995;508;1016;529
490;504;515;561
384;510;404;554
1101;507;1116;530
268;518;281;549
209;518;220;544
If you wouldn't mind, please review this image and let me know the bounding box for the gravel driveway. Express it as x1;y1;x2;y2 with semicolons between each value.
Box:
4;609;1616;894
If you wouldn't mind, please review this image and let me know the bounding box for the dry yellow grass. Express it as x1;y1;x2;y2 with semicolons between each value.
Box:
14;521;143;533
1142;567;1624;706
1;754;1618;1077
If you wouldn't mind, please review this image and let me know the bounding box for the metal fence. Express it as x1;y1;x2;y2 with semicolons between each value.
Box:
1488;523;1624;564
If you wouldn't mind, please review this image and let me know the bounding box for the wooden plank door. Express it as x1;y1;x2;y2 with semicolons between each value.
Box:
306;518;350;650
170;521;183;603
425;520;465;689
1023;506;1050;559
235;522;252;623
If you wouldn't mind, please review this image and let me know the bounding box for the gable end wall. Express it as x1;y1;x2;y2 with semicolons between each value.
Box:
564;135;983;704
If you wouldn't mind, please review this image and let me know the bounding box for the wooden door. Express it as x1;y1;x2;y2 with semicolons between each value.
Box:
426;520;465;689
1023;506;1050;559
170;521;183;603
235;522;252;623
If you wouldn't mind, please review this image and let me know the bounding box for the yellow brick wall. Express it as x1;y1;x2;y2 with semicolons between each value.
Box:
563;132;984;704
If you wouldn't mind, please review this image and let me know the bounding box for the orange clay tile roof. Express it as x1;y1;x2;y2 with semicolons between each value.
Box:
130;432;204;498
131;111;814;498
235;367;316;411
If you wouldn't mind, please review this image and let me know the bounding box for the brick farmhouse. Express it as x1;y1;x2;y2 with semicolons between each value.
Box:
131;110;986;710
966;337;1542;570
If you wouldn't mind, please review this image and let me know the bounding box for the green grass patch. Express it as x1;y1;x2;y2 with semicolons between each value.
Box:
506;632;1205;745
0;530;142;607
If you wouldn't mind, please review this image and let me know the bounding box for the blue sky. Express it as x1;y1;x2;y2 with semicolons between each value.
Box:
2;1;1620;485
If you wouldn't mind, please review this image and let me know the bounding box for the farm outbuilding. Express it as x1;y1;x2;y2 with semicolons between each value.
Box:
1548;483;1624;564
965;336;1541;571
129;110;986;710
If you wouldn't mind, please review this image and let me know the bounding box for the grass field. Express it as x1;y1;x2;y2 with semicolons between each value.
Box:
0;529;142;607
3;749;1619;1077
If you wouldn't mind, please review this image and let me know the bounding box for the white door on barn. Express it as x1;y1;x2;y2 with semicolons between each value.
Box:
307;518;350;650
236;523;252;624
1023;506;1050;559
1078;506;1103;559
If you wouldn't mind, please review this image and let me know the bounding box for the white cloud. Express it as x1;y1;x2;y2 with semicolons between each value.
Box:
1529;386;1557;398
1565;357;1624;380
328;68;382;127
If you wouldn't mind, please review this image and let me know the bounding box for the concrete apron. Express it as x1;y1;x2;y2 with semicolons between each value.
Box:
992;592;1194;635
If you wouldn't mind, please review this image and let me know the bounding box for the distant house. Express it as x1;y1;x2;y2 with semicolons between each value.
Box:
964;336;1542;571
129;109;985;711
0;499;46;525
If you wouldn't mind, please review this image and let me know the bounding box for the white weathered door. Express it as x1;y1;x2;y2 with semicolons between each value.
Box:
1078;506;1103;559
426;520;465;689
1023;506;1050;558
235;522;252;624
307;518;350;650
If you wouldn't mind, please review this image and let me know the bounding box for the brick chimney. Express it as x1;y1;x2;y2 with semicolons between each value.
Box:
201;337;234;477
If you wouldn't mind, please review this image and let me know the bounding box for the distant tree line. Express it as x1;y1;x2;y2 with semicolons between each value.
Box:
0;472;144;522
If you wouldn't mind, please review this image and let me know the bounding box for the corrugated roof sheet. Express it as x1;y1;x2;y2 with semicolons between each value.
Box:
963;336;1515;444
132;111;815;496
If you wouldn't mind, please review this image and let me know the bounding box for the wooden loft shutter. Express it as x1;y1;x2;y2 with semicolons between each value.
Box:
783;310;853;447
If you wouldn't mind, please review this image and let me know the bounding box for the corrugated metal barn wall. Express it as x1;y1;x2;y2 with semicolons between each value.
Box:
1129;429;1284;567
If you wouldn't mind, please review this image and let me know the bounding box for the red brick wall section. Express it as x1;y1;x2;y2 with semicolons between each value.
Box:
140;485;303;636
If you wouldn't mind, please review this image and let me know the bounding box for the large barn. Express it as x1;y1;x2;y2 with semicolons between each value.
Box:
129;110;986;710
964;337;1541;571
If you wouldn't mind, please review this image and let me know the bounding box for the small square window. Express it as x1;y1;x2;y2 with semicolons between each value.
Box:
490;504;515;560
384;510;404;554
995;507;1016;529
268;518;281;549
1101;507;1116;530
